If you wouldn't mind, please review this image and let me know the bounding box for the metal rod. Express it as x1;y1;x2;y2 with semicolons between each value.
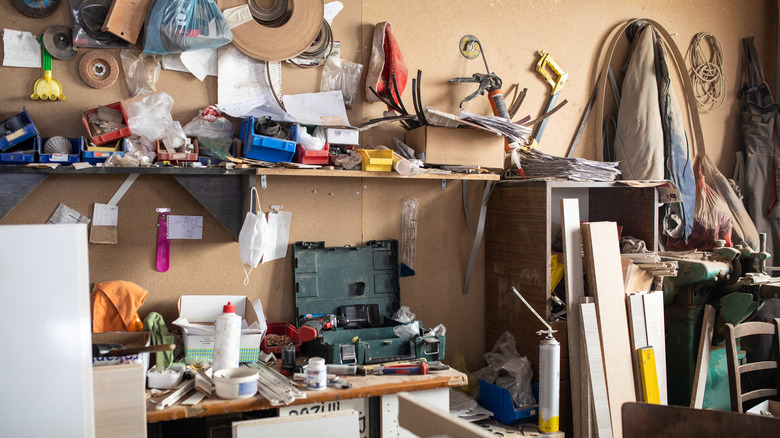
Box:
512;286;553;333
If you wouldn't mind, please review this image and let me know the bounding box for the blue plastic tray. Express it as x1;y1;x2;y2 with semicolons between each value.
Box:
81;138;125;164
240;116;297;163
0;135;38;164
1;107;39;152
39;137;84;164
479;379;539;425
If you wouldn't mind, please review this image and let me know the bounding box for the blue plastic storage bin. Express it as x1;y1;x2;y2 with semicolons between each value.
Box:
239;116;297;163
1;107;39;152
479;379;539;425
39;137;84;164
0;135;38;164
81;138;125;164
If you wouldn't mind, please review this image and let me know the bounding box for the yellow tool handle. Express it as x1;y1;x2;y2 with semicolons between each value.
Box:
536;50;568;95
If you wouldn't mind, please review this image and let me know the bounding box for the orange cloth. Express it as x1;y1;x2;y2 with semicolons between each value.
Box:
90;281;148;333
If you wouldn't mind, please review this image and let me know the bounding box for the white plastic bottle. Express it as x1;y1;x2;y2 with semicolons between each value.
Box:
213;301;242;373
307;357;327;390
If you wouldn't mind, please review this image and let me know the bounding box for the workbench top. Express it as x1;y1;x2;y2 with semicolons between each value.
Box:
146;367;467;423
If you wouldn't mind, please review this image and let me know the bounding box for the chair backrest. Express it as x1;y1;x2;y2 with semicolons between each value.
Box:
724;318;780;412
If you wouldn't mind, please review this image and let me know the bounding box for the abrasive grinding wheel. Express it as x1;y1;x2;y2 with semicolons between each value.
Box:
43;25;78;60
79;50;119;89
11;0;60;18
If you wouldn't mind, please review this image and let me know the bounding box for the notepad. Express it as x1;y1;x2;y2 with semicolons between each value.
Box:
166;215;203;239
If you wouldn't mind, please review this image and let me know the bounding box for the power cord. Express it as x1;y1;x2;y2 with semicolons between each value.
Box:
686;32;726;112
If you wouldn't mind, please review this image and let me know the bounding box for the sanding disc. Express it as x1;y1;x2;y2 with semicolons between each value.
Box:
11;0;61;18
43;26;78;60
79;50;119;89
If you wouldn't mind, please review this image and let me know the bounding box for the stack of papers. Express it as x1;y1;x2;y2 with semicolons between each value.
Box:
454;110;532;144
518;148;621;182
449;388;493;422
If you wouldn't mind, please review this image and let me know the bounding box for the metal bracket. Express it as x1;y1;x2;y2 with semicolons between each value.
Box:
441;179;446;191
340;345;357;364
261;175;267;189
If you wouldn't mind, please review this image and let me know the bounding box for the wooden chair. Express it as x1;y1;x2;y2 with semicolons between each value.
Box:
724;318;780;412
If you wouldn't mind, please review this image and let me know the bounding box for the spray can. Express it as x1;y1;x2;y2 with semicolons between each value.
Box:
538;334;560;433
512;287;560;434
213;301;242;373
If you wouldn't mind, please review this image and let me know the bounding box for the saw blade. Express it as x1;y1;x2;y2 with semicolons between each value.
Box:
11;0;61;18
43;25;78;60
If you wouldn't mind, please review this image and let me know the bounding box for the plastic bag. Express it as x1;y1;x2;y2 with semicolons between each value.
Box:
393;321;419;339
183;106;234;139
392;305;416;323
321;57;364;108
473;331;536;408
120;50;161;97
70;0;132;48
126;92;188;151
143;0;233;54
669;156;734;250
699;154;760;249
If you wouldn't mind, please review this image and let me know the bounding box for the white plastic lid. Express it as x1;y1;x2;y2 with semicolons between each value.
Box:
308;357;325;367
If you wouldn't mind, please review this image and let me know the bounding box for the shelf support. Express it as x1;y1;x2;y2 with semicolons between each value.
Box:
0;173;48;221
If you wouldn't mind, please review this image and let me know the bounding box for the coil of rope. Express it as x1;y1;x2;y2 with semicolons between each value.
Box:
686;32;726;112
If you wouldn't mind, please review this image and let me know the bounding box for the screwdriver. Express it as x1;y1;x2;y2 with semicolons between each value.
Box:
377;362;428;375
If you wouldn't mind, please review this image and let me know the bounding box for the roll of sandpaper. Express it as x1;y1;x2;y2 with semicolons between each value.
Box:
217;0;324;62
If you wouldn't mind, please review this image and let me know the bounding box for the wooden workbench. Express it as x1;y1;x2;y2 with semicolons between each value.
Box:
146;367;467;423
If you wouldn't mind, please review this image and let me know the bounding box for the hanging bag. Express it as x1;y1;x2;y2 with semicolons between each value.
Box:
143;0;233;54
238;187;267;285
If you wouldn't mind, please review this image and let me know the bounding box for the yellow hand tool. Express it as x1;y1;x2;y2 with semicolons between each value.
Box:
529;50;567;148
31;36;65;101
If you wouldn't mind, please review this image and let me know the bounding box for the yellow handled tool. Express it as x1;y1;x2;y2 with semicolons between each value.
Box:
530;50;566;148
31;36;64;101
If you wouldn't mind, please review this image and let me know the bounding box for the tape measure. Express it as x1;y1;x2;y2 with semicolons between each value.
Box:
11;0;61;18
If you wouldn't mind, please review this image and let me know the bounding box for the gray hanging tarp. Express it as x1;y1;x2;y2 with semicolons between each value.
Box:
739;37;780;266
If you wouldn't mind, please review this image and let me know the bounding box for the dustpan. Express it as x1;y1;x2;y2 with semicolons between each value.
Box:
31;36;65;101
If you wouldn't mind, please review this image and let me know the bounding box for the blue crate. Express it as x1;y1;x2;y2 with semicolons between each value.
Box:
479;379;539;425
81;138;125;164
39;137;84;164
1;107;39;152
239;116;297;163
0;135;38;164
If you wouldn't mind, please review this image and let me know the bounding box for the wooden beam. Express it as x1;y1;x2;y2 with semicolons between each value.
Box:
580;302;613;438
626;292;648;401
690;304;715;408
93;364;147;438
581;222;635;438
397;392;495;438
561;198;585;438
580;297;596;438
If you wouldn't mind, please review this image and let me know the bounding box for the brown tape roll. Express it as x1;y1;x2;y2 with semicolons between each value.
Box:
218;0;324;62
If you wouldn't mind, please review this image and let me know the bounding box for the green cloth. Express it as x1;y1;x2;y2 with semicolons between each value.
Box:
143;312;175;370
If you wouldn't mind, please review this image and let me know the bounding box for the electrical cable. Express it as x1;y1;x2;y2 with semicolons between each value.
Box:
686;32;726;112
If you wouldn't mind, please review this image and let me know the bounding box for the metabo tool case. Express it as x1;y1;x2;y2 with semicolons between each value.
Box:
293;240;445;365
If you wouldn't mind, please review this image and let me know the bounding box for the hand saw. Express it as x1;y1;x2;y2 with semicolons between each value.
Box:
530;50;568;148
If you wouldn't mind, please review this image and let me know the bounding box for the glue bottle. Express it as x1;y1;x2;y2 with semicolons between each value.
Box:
213;301;241;373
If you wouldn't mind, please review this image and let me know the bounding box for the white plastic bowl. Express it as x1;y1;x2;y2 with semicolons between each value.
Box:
213;367;258;399
146;363;185;389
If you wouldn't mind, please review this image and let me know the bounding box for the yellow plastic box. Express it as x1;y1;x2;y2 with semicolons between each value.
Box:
357;149;393;172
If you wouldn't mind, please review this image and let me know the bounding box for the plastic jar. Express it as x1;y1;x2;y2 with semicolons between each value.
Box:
213;301;242;373
307;357;327;390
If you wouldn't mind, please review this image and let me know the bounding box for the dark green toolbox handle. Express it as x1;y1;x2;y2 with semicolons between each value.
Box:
363;340;416;365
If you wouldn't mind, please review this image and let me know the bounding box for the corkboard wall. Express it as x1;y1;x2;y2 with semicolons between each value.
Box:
0;1;775;369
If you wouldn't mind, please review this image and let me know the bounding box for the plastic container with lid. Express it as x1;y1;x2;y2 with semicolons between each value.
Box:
213;301;241;373
213;367;258;399
307;357;327;390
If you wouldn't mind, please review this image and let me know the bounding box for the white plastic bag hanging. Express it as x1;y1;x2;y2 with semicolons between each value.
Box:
238;187;267;285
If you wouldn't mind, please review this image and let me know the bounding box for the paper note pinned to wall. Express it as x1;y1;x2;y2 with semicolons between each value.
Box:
263;210;291;263
3;29;41;68
166;215;203;239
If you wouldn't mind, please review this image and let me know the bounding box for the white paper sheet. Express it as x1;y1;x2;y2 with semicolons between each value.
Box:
166;215;203;239
92;203;118;226
282;91;351;126
3;29;41;68
263;210;292;263
47;203;90;225
180;48;218;81
216;45;292;121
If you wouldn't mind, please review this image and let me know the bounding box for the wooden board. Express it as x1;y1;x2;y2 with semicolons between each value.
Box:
580;297;595;438
397;392;494;438
102;0;154;44
626;292;648;401
233;410;360;438
580;302;613;438
581;222;635;438
643;290;667;405
561;198;585;438
690;304;715;408
93;364;147;438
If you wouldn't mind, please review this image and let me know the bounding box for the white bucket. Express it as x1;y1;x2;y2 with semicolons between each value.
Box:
213;367;258;399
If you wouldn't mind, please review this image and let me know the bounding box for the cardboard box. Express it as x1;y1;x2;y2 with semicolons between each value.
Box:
177;295;265;364
92;331;151;371
405;125;505;169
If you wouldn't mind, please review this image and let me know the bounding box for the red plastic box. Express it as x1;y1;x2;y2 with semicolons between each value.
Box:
260;322;301;354
156;138;200;164
82;102;132;146
295;143;330;165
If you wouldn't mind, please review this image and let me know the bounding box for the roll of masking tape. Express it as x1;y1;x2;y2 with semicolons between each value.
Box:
218;0;324;62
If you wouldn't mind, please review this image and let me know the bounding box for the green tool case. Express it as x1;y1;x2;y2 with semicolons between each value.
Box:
293;240;445;365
